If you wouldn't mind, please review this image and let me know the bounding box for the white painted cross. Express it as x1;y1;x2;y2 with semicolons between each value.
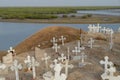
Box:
8;47;16;56
80;52;87;63
77;41;85;51
31;57;39;79
100;56;113;74
102;27;107;34
88;24;93;33
59;35;66;46
24;55;31;71
72;47;80;55
109;29;114;50
58;53;66;62
88;38;94;48
52;43;60;53
50;37;57;45
42;53;51;70
63;59;73;77
10;59;22;80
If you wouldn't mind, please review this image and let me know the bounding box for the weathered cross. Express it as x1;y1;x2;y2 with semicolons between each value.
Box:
52;43;60;52
59;35;66;46
72;47;81;55
50;37;57;45
10;59;22;80
58;53;66;62
24;55;31;71
31;57;39;79
80;52;87;63
8;47;16;56
42;53;51;70
63;59;73;77
88;38;94;48
100;56;113;74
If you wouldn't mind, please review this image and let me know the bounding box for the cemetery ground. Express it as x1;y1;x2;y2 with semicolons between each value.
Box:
0;26;120;80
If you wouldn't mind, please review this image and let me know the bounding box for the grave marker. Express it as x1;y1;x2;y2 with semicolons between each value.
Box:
50;37;57;45
52;43;60;53
58;53;66;62
10;60;22;80
59;35;66;46
72;47;80;55
24;55;31;71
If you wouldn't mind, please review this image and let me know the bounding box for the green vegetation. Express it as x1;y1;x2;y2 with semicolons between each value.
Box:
81;14;92;19
0;6;119;19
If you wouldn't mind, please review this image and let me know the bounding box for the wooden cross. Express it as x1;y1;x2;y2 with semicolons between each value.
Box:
100;56;113;74
72;47;80;55
42;53;51;70
10;59;22;80
52;43;60;52
58;53;66;62
31;57;39;79
50;37;57;45
63;59;73;77
59;35;66;45
24;55;31;71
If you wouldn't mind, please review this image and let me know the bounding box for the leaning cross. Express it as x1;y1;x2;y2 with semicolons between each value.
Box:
58;53;66;62
50;37;57;45
100;56;113;74
59;35;66;46
24;55;31;71
31;57;39;79
42;53;51;70
63;59;73;77
52;43;60;52
10;59;22;80
72;47;80;55
8;47;16;56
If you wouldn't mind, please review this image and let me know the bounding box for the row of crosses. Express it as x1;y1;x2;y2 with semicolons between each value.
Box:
100;56;120;80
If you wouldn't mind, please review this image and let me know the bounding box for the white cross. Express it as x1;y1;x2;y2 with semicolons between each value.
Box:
63;59;73;77
100;56;113;74
50;37;57;45
8;47;16;56
24;55;31;71
52;43;60;52
10;59;22;80
77;41;85;51
88;38;94;48
102;27;107;34
88;24;93;33
109;29;114;50
42;53;51;70
80;52;87;63
58;53;66;62
72;47;80;55
31;57;39;79
59;35;66;46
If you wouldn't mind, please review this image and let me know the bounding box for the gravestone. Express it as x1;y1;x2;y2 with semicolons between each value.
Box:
52;43;60;53
10;59;22;80
59;35;66;46
58;53;66;62
42;53;51;70
2;53;13;64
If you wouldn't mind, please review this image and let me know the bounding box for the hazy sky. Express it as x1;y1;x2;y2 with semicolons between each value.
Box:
0;0;120;7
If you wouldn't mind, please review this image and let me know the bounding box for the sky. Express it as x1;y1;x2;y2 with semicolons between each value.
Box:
0;0;120;7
